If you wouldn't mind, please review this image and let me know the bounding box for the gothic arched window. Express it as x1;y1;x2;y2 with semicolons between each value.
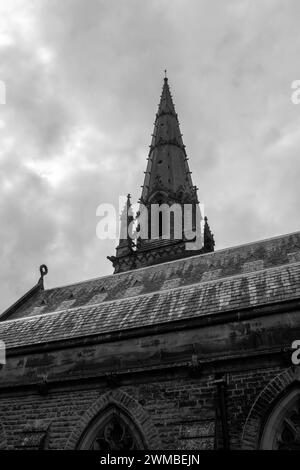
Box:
77;406;146;450
260;388;300;450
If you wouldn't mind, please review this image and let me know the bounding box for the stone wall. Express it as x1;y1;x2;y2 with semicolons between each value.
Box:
0;360;292;449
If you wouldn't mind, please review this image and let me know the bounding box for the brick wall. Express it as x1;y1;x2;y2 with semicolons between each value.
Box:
0;364;288;450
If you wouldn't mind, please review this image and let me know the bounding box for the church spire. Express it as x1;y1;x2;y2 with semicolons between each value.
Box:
140;75;198;206
108;75;215;274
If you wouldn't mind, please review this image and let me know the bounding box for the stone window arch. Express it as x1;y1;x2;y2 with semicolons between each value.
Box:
77;405;146;450
65;389;161;450
260;386;300;450
242;367;300;449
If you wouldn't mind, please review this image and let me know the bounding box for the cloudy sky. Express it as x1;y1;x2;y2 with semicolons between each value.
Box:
0;0;299;312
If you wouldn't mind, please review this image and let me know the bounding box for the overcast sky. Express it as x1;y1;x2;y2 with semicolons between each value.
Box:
0;0;300;312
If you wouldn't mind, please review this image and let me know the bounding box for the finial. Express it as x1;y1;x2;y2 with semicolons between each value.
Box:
164;69;168;81
38;264;48;289
204;217;215;252
40;264;48;278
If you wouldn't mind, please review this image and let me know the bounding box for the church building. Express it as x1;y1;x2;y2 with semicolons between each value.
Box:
0;76;300;450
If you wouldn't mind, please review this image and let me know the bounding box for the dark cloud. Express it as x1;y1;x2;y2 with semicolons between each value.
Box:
0;0;299;311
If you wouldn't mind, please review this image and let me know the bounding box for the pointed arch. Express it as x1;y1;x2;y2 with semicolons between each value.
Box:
242;367;300;449
148;190;168;204
77;405;145;450
65;390;161;450
260;386;300;449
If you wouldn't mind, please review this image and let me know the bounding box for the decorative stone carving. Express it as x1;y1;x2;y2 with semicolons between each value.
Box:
90;415;139;450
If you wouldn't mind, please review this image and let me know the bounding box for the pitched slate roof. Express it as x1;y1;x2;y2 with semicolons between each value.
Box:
0;231;300;350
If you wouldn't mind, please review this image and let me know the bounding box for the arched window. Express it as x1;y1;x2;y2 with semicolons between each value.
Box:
77;406;146;450
260;388;300;450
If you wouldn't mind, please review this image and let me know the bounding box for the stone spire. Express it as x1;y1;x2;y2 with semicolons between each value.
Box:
108;75;215;274
140;74;198;206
